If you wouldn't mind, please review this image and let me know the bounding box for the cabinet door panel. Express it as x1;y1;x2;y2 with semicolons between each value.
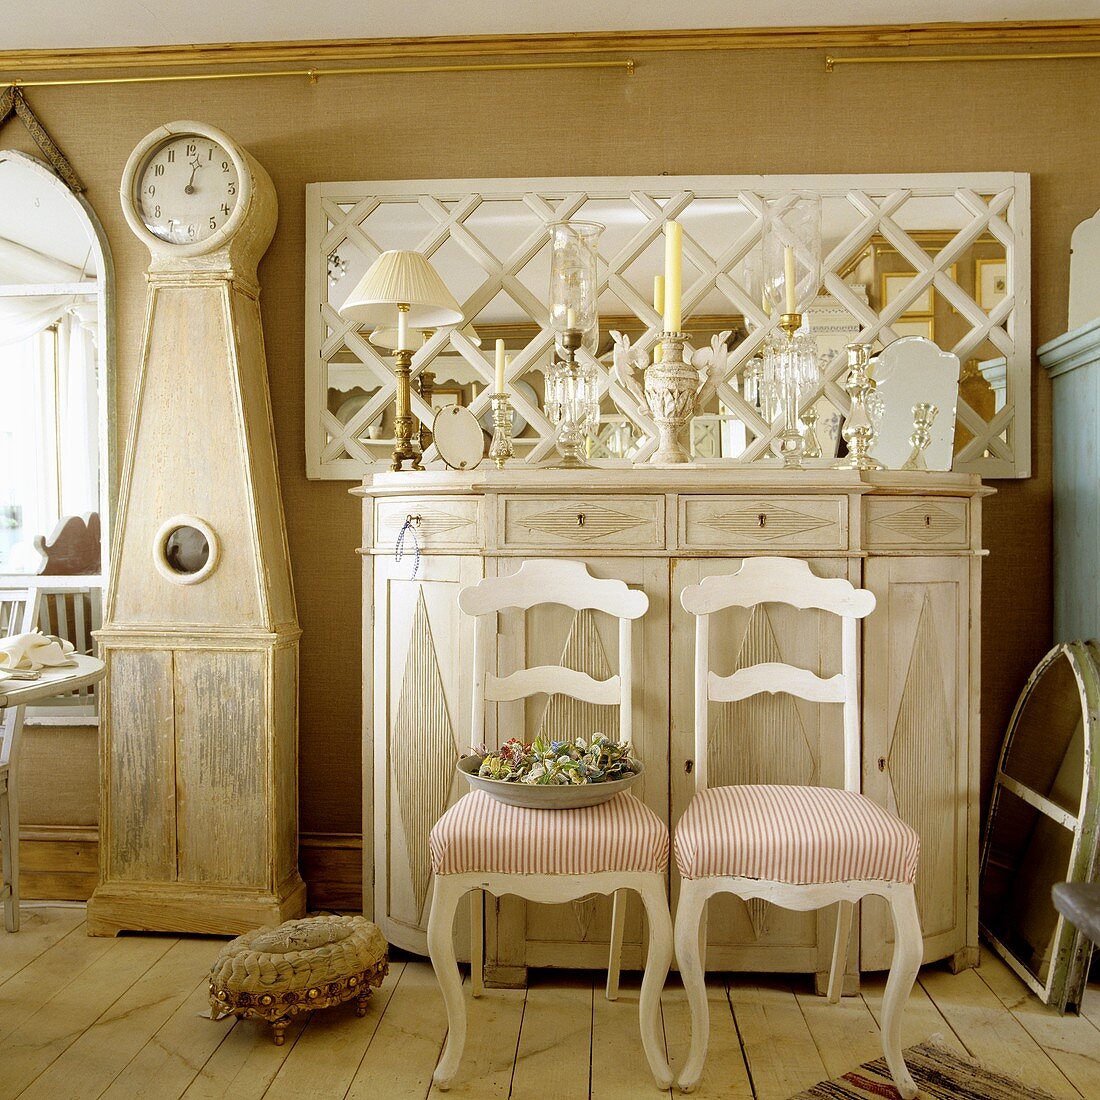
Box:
860;556;970;969
373;554;481;955
493;557;670;972
670;557;848;973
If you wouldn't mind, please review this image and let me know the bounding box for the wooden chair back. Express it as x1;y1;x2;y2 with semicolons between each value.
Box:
0;584;40;770
679;557;875;794
458;559;649;748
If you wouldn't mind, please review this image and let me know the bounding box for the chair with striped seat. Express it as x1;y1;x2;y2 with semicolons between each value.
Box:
674;557;922;1098
426;559;674;1091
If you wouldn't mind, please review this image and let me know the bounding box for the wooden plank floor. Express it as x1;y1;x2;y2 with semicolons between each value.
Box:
1;906;1098;1099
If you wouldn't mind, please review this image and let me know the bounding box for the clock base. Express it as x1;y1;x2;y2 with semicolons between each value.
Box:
87;874;307;937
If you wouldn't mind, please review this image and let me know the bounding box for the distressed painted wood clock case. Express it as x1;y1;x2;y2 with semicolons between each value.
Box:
357;468;986;986
89;122;304;935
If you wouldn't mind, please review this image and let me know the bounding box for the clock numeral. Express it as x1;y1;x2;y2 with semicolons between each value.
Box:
221;161;230;172
187;224;197;239
167;149;176;163
154;205;161;218
220;203;231;215
209;216;217;231
154;163;165;177
208;146;214;160
146;184;155;196
227;181;236;196
186;142;196;155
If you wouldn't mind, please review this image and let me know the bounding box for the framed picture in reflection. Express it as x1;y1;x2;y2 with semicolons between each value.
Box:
976;258;1008;311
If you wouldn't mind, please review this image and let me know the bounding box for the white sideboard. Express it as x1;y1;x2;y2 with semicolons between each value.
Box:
356;468;986;988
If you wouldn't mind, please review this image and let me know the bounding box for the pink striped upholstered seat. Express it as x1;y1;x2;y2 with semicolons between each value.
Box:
674;785;919;885
430;791;669;876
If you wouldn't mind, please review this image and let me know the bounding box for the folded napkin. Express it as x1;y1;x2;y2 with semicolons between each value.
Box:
0;630;77;682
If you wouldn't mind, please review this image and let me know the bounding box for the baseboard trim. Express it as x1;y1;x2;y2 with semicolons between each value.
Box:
18;826;364;911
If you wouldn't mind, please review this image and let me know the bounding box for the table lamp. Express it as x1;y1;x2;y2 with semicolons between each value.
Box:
339;249;463;471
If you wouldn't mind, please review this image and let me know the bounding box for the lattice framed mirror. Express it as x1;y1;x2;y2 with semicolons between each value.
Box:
306;174;1030;479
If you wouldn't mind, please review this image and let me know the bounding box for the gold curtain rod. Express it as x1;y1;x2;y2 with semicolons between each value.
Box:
826;49;1100;70
2;57;634;89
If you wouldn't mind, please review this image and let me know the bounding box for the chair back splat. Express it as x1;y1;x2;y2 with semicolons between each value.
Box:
679;557;875;794
459;559;649;749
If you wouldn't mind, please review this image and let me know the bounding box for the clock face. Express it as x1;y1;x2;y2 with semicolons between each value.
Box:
134;134;241;245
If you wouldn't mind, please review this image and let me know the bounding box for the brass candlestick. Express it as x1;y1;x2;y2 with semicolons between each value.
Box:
488;392;515;469
901;402;938;471
390;347;424;472
833;342;884;471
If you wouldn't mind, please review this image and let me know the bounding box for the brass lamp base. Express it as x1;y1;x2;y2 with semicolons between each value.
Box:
390;350;424;472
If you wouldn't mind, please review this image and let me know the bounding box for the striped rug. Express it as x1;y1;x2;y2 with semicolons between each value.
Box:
789;1041;1061;1099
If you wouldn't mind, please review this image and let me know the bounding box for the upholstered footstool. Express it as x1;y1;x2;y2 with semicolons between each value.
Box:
208;915;388;1044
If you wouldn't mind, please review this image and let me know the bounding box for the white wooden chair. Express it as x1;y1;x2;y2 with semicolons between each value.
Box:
426;559;674;1091
0;584;41;932
674;557;922;1097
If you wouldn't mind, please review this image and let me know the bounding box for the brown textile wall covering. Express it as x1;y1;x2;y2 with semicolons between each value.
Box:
2;43;1073;850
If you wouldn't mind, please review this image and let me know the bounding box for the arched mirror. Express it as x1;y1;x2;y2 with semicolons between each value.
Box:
0;150;113;575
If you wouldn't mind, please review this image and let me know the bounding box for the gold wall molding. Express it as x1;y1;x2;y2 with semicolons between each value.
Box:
3;20;1100;74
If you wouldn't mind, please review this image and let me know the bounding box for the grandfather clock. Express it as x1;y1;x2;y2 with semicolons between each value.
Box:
88;121;305;935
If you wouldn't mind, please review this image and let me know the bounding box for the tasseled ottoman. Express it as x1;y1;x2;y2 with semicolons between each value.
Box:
208;915;389;1044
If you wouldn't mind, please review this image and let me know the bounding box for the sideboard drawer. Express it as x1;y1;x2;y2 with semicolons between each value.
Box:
375;498;481;549
864;496;970;549
679;495;847;551
500;495;664;549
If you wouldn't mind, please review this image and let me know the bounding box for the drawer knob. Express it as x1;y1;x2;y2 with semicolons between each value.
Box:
758;513;767;528
577;512;586;528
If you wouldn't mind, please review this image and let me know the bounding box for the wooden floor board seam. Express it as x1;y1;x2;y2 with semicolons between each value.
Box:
726;982;760;1100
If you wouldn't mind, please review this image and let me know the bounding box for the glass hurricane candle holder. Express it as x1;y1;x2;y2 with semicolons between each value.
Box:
548;221;604;338
763;193;823;323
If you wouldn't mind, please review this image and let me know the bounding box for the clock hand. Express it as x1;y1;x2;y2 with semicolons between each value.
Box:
184;157;202;195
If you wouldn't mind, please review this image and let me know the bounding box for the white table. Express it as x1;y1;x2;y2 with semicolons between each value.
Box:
0;655;105;707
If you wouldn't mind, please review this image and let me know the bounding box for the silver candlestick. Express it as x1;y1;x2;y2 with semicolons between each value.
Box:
901;402;938;471
833;342;884;471
488;392;515;469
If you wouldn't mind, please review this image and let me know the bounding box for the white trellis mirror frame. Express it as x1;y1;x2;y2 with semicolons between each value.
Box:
305;173;1030;479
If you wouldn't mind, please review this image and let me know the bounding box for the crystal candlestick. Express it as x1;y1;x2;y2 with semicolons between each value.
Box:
488;392;515;469
802;405;822;460
833;342;884;471
546;329;599;467
901;402;938;471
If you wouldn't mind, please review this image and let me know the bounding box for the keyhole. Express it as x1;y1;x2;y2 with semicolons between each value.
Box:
685;759;694;774
758;513;767;528
877;756;887;772
577;513;586;527
924;514;932;527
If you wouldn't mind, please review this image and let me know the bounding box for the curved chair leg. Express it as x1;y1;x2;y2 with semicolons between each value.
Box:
827;900;854;1003
637;876;674;1090
470;889;484;998
427;876;468;1091
1;778;18;933
673;879;709;1093
606;888;626;1001
881;885;922;1100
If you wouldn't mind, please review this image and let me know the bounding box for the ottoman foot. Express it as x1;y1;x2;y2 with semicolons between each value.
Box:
272;1017;290;1046
356;989;372;1017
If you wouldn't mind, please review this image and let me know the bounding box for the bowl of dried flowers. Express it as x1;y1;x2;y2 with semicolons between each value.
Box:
457;734;643;809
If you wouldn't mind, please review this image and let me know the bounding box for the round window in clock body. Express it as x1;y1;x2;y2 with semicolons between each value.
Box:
120;121;254;256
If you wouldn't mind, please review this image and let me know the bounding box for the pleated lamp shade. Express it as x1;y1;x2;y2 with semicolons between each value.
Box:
368;322;481;350
339;249;464;328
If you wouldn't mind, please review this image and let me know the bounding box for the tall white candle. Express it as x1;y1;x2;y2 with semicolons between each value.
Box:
784;246;797;315
397;305;409;352
495;339;506;392
663;222;682;332
566;307;577;331
653;275;665;316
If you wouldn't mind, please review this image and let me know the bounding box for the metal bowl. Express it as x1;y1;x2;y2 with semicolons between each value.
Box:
457;754;644;809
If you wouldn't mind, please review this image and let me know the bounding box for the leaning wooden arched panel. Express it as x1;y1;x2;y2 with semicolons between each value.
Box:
979;641;1100;1013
